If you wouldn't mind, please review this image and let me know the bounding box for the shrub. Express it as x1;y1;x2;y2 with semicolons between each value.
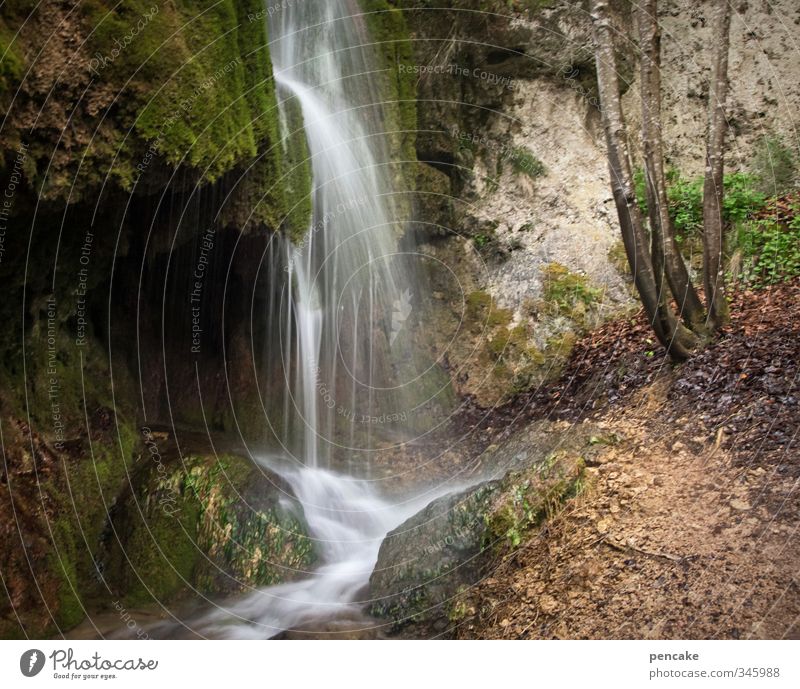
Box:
751;136;798;197
735;200;800;287
634;169;765;243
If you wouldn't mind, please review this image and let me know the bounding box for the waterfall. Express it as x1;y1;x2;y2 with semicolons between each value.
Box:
269;0;414;469
186;0;450;639
193;454;442;638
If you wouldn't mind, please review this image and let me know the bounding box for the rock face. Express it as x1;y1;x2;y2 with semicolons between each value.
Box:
402;0;800;404
369;420;598;636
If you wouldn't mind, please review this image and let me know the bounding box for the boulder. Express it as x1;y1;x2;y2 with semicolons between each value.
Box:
369;420;596;635
102;447;316;607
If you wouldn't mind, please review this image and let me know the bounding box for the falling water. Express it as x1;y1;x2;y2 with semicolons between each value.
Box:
270;0;417;469
187;0;446;638
193;454;446;638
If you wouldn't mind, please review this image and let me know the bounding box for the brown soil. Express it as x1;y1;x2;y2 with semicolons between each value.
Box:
454;279;800;639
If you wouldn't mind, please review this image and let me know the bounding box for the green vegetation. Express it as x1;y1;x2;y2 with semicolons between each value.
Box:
81;0;273;181
632;166;800;289
359;0;417;189
734;199;800;288
1;0;311;232
462;266;605;400
634;169;766;244
542;330;578;365
0;21;23;93
540;262;603;323
446;590;471;623
466;290;513;329
473;232;493;250
113;453;316;607
485;451;585;550
508;146;546;179
464;289;549;396
469;221;505;258
46;418;141;628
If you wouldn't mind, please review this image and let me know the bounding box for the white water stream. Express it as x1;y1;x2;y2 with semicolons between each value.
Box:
189;0;444;638
195;456;444;638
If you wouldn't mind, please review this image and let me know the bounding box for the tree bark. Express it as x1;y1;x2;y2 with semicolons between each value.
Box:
636;0;706;332
590;0;695;360
703;0;732;330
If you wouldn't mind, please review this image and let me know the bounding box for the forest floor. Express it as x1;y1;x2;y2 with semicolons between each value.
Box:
455;278;800;639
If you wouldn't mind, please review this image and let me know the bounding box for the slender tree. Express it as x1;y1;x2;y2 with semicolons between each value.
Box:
703;0;733;330
590;0;734;359
590;0;695;359
636;0;706;331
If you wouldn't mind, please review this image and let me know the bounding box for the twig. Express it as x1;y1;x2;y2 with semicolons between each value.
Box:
602;536;695;564
520;609;541;638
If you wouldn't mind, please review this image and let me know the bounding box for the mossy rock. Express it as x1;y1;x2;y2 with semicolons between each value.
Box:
104;451;316;608
369;420;594;635
0;0;311;231
360;0;418;190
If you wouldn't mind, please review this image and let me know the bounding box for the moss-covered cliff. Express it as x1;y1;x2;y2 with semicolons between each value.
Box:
102;445;315;608
0;0;311;230
0;0;319;638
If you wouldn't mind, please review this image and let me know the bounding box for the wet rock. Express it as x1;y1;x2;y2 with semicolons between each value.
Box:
369;421;594;635
103;452;316;607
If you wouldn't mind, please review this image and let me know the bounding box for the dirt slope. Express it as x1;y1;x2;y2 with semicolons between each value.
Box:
455;280;800;639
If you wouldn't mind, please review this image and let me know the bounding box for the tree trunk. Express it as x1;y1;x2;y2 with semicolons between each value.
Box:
636;0;706;333
590;0;695;360
703;0;732;330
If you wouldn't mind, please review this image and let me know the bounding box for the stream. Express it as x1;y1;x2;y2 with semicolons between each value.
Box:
152;0;449;638
190;456;450;638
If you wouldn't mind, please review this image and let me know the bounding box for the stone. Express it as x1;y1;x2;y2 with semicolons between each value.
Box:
368;421;592;635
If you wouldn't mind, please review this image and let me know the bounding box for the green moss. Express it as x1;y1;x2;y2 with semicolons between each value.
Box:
473;232;493;250
0;0;311;224
275;98;314;241
47;514;84;629
465;289;492;314
540;263;602;321
37;416;141;629
120;487;201;607
79;1;258;180
734;203;800;288
463;272;599;401
485;453;584;549
508;146;546;179
113;453;316;607
465;290;512;328
370;444;587;630
359;0;417;188
0;21;24;94
544;330;577;364
446;592;470;623
507;324;528;347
